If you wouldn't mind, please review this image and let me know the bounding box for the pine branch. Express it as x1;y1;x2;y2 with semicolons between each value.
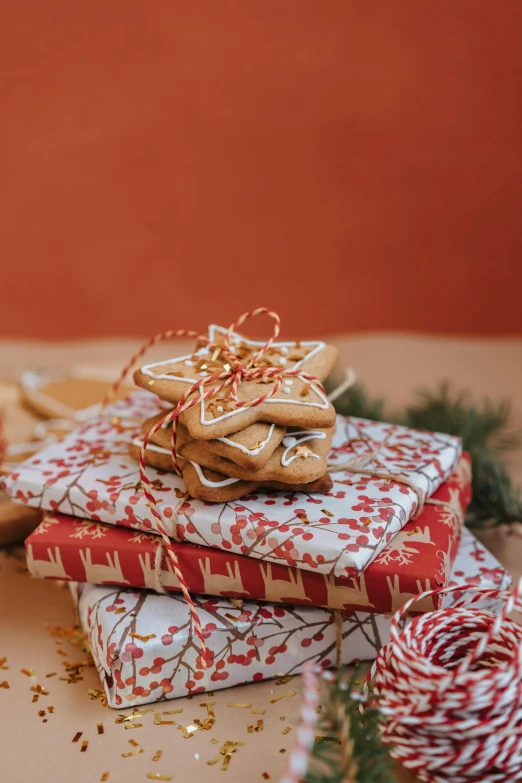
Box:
303;668;394;783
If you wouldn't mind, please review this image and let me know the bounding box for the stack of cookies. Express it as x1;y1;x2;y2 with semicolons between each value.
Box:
129;324;339;501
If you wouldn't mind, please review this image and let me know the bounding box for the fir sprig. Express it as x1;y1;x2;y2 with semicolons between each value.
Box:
331;381;522;527
303;667;394;783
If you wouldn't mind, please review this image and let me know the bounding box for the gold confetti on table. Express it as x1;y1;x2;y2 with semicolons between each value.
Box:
275;676;293;685
45;672;57;678
114;608;126;615
252;709;265;715
262;773;270;780
177;725;195;739
227;702;252;708
154;712;175;726
224;613;238;623
72;732;83;743
269;690;296;703
279;716;286;722
163;708;183;715
128;739;140;747
38;710;46;718
88;688;108;706
146;775;172;781
80;741;88;752
279;749;286;754
0;657;6;667
116;708;154;723
152;750;163;762
125;723;143;730
122;748;144;758
97;722;104;735
30;684;49;695
1;681;9;689
129;633;156;642
31;694;39;703
21;668;35;677
210;739;218;745
48;706;54;713
281;727;292;735
100;773;109;781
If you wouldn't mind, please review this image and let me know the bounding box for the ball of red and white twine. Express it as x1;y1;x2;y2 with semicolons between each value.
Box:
369;578;522;783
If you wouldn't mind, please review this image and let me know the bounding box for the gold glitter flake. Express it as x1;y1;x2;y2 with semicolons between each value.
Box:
72;732;83;743
252;709;265;715
100;774;110;781
114;608;126;615
275;676;294;685
88;688;108;706
129;633;156;642
163;708;183;715
1;681;9;689
281;727;292;735
48;706;54;713
300;383;311;397
80;741;89;752
146;775;172;781
227;702;252;708
124;723;143;730
21;668;35;677
152;750;163;762
154;712;176;726
45;672;57;678
121;748;144;758
38;710;46;717
97;722;104;735
279;748;286;754
269;690;296;703
262;773;270;780
128;739;140;747
31;694;39;703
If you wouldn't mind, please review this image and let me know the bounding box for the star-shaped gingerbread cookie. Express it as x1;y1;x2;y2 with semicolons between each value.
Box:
134;324;338;440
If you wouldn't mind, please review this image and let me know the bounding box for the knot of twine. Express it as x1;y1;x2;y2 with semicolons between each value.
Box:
368;578;522;783
105;307;324;666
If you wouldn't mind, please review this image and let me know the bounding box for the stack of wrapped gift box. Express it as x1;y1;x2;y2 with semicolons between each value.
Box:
3;323;511;709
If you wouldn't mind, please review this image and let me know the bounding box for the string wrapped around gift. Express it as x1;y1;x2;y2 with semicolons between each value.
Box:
105;307;326;664
367;578;522;783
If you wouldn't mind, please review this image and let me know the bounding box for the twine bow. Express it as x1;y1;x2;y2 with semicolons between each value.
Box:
106;307;325;665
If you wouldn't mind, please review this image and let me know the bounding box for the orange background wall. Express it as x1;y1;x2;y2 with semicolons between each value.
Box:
2;2;522;340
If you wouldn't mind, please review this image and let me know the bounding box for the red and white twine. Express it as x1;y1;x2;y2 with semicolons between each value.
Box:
369;578;522;783
105;307;324;666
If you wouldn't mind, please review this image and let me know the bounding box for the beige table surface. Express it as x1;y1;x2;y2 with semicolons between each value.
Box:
1;333;522;783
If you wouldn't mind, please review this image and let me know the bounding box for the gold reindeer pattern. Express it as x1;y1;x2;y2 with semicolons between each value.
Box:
259;563;310;603
198;558;249;596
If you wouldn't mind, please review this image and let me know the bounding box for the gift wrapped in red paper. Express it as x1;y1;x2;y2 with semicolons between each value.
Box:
26;454;470;614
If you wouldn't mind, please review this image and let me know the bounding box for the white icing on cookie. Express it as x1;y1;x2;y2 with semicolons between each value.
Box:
217;423;276;456
280;430;327;467
189;460;239;487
